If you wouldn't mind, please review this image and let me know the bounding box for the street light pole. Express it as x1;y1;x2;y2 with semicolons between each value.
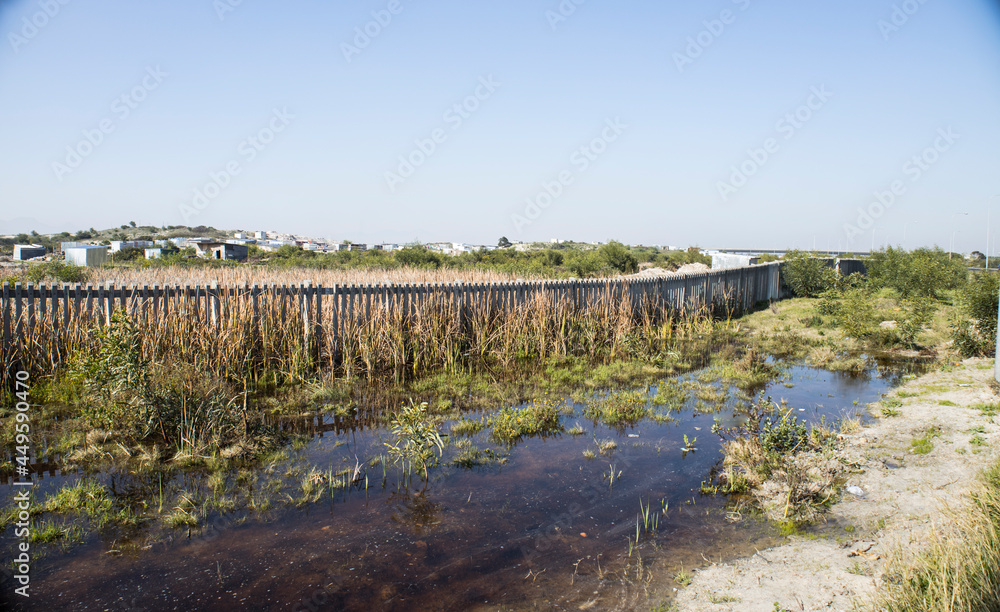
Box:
988;196;1000;270
951;211;969;260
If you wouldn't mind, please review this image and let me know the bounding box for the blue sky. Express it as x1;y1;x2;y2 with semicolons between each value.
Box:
1;0;998;252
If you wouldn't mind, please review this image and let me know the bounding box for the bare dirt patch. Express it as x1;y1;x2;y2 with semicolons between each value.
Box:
673;358;1000;612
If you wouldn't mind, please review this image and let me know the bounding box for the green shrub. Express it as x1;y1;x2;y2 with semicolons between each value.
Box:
71;311;150;436
837;287;878;340
566;250;604;278
867;247;966;299
24;261;88;284
782;251;835;297
761;414;809;453
828;286;934;349
71;311;241;448
114;246;145;262
598;241;638;274
952;272;999;357
897;298;935;348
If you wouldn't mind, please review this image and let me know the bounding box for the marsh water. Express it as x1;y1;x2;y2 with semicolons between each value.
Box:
4;360;919;611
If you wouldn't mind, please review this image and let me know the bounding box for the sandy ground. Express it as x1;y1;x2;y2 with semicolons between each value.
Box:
674;357;1000;612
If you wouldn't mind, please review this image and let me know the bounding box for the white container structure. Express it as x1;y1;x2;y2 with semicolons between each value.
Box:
13;244;46;260
64;245;109;267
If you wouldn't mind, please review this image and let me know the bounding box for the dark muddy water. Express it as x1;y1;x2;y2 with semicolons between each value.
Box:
2;361;919;611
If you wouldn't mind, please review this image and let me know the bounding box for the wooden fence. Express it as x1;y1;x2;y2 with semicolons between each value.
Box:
1;262;784;366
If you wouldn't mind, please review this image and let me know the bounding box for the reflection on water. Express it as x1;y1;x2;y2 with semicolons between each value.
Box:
3;360;919;611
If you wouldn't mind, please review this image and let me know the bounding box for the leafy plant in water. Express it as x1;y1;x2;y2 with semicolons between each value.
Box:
682;434;697;451
385;401;445;480
71;310;150;436
71;311;243;451
760;414;808;453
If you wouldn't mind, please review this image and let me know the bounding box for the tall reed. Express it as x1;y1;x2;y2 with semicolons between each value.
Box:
2;282;742;392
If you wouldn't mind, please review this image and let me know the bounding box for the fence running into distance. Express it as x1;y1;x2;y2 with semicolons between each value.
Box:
1;262;784;366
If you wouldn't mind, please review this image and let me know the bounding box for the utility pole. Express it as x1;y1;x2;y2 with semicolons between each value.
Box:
988;196;1000;270
951;211;969;260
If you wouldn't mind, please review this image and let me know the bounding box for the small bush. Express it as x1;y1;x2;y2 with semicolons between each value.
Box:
71;311;150;437
761;414;809;453
952;272;999;357
71;311;243;450
782;251;835;298
24;261;88;284
599;241;639;274
867;247;966;299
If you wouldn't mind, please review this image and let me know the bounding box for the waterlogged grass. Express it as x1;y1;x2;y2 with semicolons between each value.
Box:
450;418;485;437
166;510;199;529
451;439;506;469
699;347;782;392
28;520;75;544
486;397;563;444
584;390;650;427
42;480;140;531
650;379;689;410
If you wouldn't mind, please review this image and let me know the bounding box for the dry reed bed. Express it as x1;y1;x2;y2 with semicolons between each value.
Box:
2;285;737;390
85;266;534;287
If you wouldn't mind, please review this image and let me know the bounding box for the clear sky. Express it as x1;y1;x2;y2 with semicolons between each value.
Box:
1;0;999;252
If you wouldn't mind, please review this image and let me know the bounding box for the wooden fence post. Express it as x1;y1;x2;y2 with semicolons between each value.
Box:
210;281;220;326
315;283;323;359
330;284;339;366
302;281;312;358
2;283;10;359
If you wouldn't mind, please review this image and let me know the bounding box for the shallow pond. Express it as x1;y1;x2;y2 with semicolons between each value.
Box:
3;361;919;611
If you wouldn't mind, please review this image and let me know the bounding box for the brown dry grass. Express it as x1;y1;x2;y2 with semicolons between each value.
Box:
2;283;740;392
875;459;1000;612
85;266;527;287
